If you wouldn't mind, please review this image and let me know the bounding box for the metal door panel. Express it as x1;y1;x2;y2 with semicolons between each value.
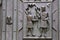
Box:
2;0;59;40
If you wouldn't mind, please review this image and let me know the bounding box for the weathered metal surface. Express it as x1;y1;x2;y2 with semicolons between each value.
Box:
2;0;59;40
0;6;2;40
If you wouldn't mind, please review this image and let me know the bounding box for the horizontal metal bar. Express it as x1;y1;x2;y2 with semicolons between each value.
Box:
23;37;52;40
23;1;52;3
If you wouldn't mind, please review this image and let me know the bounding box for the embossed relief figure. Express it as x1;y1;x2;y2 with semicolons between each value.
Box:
25;3;39;36
39;6;49;37
25;4;37;36
41;12;49;28
25;8;33;36
25;4;50;37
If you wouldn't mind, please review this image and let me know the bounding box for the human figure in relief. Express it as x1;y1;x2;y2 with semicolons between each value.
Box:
40;12;49;37
25;7;33;36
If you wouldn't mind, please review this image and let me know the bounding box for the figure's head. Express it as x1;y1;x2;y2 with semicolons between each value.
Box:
41;6;46;12
6;16;11;20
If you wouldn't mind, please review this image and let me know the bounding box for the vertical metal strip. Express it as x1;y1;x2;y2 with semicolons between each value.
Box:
58;0;59;40
12;0;18;40
22;2;24;39
51;2;53;39
12;0;14;40
50;2;53;39
1;2;2;40
2;11;5;40
6;0;13;40
22;2;23;39
5;0;7;40
2;0;6;40
16;0;18;40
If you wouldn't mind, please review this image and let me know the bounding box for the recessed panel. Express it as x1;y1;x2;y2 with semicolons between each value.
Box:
23;2;52;40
